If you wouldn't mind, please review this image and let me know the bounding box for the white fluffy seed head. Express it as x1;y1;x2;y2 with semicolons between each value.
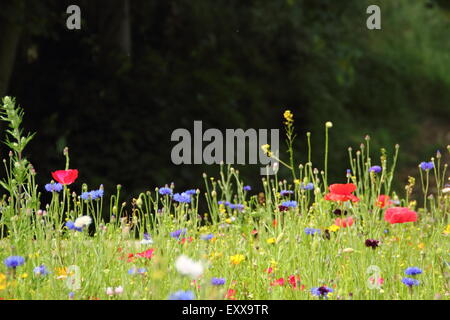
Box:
175;255;204;279
74;215;92;228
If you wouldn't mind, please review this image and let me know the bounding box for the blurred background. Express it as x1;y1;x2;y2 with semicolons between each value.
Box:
0;0;449;203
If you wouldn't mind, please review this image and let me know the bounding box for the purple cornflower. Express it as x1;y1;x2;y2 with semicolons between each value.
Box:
128;267;147;275
200;233;214;240
404;267;423;276
281;200;297;208
402;277;420;287
369;165;382;173
173;192;191;203
66;221;83;232
304;228;321;235
229;203;244;211
346;169;352;178
168;290;195;300
243;185;251;191
170;228;187;239
81;188;104;201
184;189;197;196
45;182;63;193
419;161;434;171
301;183;314;190
159;187;172;195
68;292;75;300
4;256;25;268
311;286;333;298
33;264;50;276
280;190;294;196
218;201;231;206
211;277;226;286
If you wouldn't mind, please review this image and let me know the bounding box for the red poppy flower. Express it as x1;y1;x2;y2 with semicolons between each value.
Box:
51;169;79;185
135;249;155;259
272;219;277;227
335;217;354;228
384;207;417;224
324;183;359;202
265;267;273;274
376;195;392;208
270;278;285;287
225;289;237;300
179;237;193;244
288;275;301;289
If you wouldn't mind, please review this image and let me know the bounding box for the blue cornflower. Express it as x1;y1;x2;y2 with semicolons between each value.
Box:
229;203;244;211
211;277;226;286
173;192;191;203
128;267;147;275
68;292;75;300
301;183;314;191
280;190;294;196
168;290;195;300
184;189;197;196
304;228;321;235
170;228;187;239
311;286;333;297
45;183;63;193
402;277;420;287
243;185;251;192
66;221;83;232
200;233;214;240
33;264;50;276
4;256;25;268
404;267;423;276
81;188;104;201
281;201;297;208
419;161;434;171
218;201;231;206
159;187;172;195
369;165;382;173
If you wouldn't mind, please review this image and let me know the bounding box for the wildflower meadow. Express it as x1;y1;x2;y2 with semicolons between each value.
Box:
0;96;449;301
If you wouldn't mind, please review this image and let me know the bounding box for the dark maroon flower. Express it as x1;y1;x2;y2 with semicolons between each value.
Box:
365;239;380;249
333;209;347;216
278;205;289;212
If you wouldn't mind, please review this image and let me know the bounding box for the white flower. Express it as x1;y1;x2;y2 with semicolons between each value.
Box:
114;286;124;295
140;239;154;245
106;287;114;296
175;255;204;279
74;216;92;229
443;187;450;194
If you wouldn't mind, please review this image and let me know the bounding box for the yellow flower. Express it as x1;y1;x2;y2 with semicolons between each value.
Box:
283;110;294;124
225;218;232;224
294;179;301;185
0;273;6;290
210;252;223;259
443;224;450;235
230;254;245;265
266;237;276;244
20;273;28;279
55;267;69;279
342;248;354;253
417;242;425;249
328;224;340;232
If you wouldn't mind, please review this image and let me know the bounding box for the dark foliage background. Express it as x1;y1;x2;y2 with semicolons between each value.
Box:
0;0;449;204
